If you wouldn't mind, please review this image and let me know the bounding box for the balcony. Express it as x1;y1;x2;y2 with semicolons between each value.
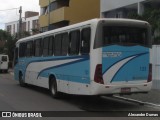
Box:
50;7;69;24
39;14;49;27
39;0;48;7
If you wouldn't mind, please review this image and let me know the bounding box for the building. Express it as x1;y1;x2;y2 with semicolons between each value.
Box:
5;20;18;35
5;11;39;36
39;0;100;32
101;0;160;18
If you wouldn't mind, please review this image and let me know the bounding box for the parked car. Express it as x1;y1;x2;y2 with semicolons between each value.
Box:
0;54;9;73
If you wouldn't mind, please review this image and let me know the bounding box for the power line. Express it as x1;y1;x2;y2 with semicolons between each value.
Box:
0;8;19;12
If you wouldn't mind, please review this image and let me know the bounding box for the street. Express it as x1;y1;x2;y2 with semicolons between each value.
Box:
0;72;160;120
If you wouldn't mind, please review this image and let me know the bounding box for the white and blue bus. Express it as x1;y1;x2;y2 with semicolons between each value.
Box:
14;18;152;98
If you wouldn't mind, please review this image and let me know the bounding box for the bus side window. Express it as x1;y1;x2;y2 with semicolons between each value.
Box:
62;33;69;56
69;30;80;55
81;27;91;55
43;37;49;57
35;39;42;57
54;34;62;56
48;36;54;56
19;42;26;57
26;41;33;57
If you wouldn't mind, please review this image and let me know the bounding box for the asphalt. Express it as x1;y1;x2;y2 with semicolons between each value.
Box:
8;69;160;105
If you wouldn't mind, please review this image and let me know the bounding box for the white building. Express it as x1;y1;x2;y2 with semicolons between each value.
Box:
5;11;39;36
101;0;160;18
5;20;19;35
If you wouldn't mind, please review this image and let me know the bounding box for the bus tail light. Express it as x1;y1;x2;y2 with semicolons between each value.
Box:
147;64;152;82
94;64;104;84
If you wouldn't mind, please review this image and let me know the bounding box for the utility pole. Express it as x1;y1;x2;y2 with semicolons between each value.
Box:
19;6;22;39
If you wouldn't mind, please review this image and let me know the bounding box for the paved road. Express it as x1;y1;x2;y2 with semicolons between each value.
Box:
0;73;159;120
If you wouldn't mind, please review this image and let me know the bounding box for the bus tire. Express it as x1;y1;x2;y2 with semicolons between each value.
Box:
19;72;26;87
50;77;60;99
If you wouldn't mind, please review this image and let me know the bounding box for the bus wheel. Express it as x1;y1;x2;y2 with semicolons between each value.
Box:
19;73;26;87
50;77;60;99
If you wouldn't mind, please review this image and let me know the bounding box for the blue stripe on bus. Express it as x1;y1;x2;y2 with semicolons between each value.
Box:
25;55;89;68
102;52;148;75
110;52;149;83
37;57;89;79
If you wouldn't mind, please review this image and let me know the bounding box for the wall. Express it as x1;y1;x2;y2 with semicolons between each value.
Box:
26;16;39;33
151;45;160;89
5;21;19;35
66;0;100;25
101;0;145;12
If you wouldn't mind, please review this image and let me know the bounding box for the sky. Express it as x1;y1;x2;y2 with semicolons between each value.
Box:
0;0;40;30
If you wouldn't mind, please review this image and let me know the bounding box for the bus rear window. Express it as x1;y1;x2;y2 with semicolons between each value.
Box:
103;26;148;46
94;23;151;49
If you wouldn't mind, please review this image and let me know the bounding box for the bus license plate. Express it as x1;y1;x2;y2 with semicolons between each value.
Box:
121;88;131;93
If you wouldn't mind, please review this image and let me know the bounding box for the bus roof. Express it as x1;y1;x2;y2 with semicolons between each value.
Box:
16;18;149;44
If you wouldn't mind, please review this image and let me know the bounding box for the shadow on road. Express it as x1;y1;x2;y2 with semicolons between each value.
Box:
22;84;147;112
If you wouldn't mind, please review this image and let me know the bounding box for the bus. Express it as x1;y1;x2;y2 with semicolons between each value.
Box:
14;18;152;98
0;54;9;73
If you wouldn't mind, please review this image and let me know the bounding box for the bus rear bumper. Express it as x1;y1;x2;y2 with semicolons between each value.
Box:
90;82;152;95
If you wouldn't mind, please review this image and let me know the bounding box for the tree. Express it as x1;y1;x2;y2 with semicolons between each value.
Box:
21;31;31;38
32;28;39;35
0;30;17;61
128;8;160;44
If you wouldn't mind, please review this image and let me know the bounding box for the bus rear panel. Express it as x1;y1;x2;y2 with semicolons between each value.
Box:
92;19;152;95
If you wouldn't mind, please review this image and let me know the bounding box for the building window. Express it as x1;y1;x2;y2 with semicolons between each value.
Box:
33;20;39;29
50;0;70;12
22;22;26;32
7;25;12;34
40;6;48;15
28;21;30;32
13;24;15;34
40;27;48;33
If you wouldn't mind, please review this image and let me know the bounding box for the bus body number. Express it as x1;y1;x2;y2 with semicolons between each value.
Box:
140;66;147;71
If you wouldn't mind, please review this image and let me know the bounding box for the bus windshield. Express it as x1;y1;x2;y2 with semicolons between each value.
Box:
94;22;151;48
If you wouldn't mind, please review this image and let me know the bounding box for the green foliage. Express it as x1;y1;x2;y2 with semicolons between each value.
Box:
128;8;160;44
21;31;31;38
0;30;17;60
32;28;39;34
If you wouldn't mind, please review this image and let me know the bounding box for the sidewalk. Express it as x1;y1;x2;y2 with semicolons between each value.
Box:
118;89;160;105
8;69;14;75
